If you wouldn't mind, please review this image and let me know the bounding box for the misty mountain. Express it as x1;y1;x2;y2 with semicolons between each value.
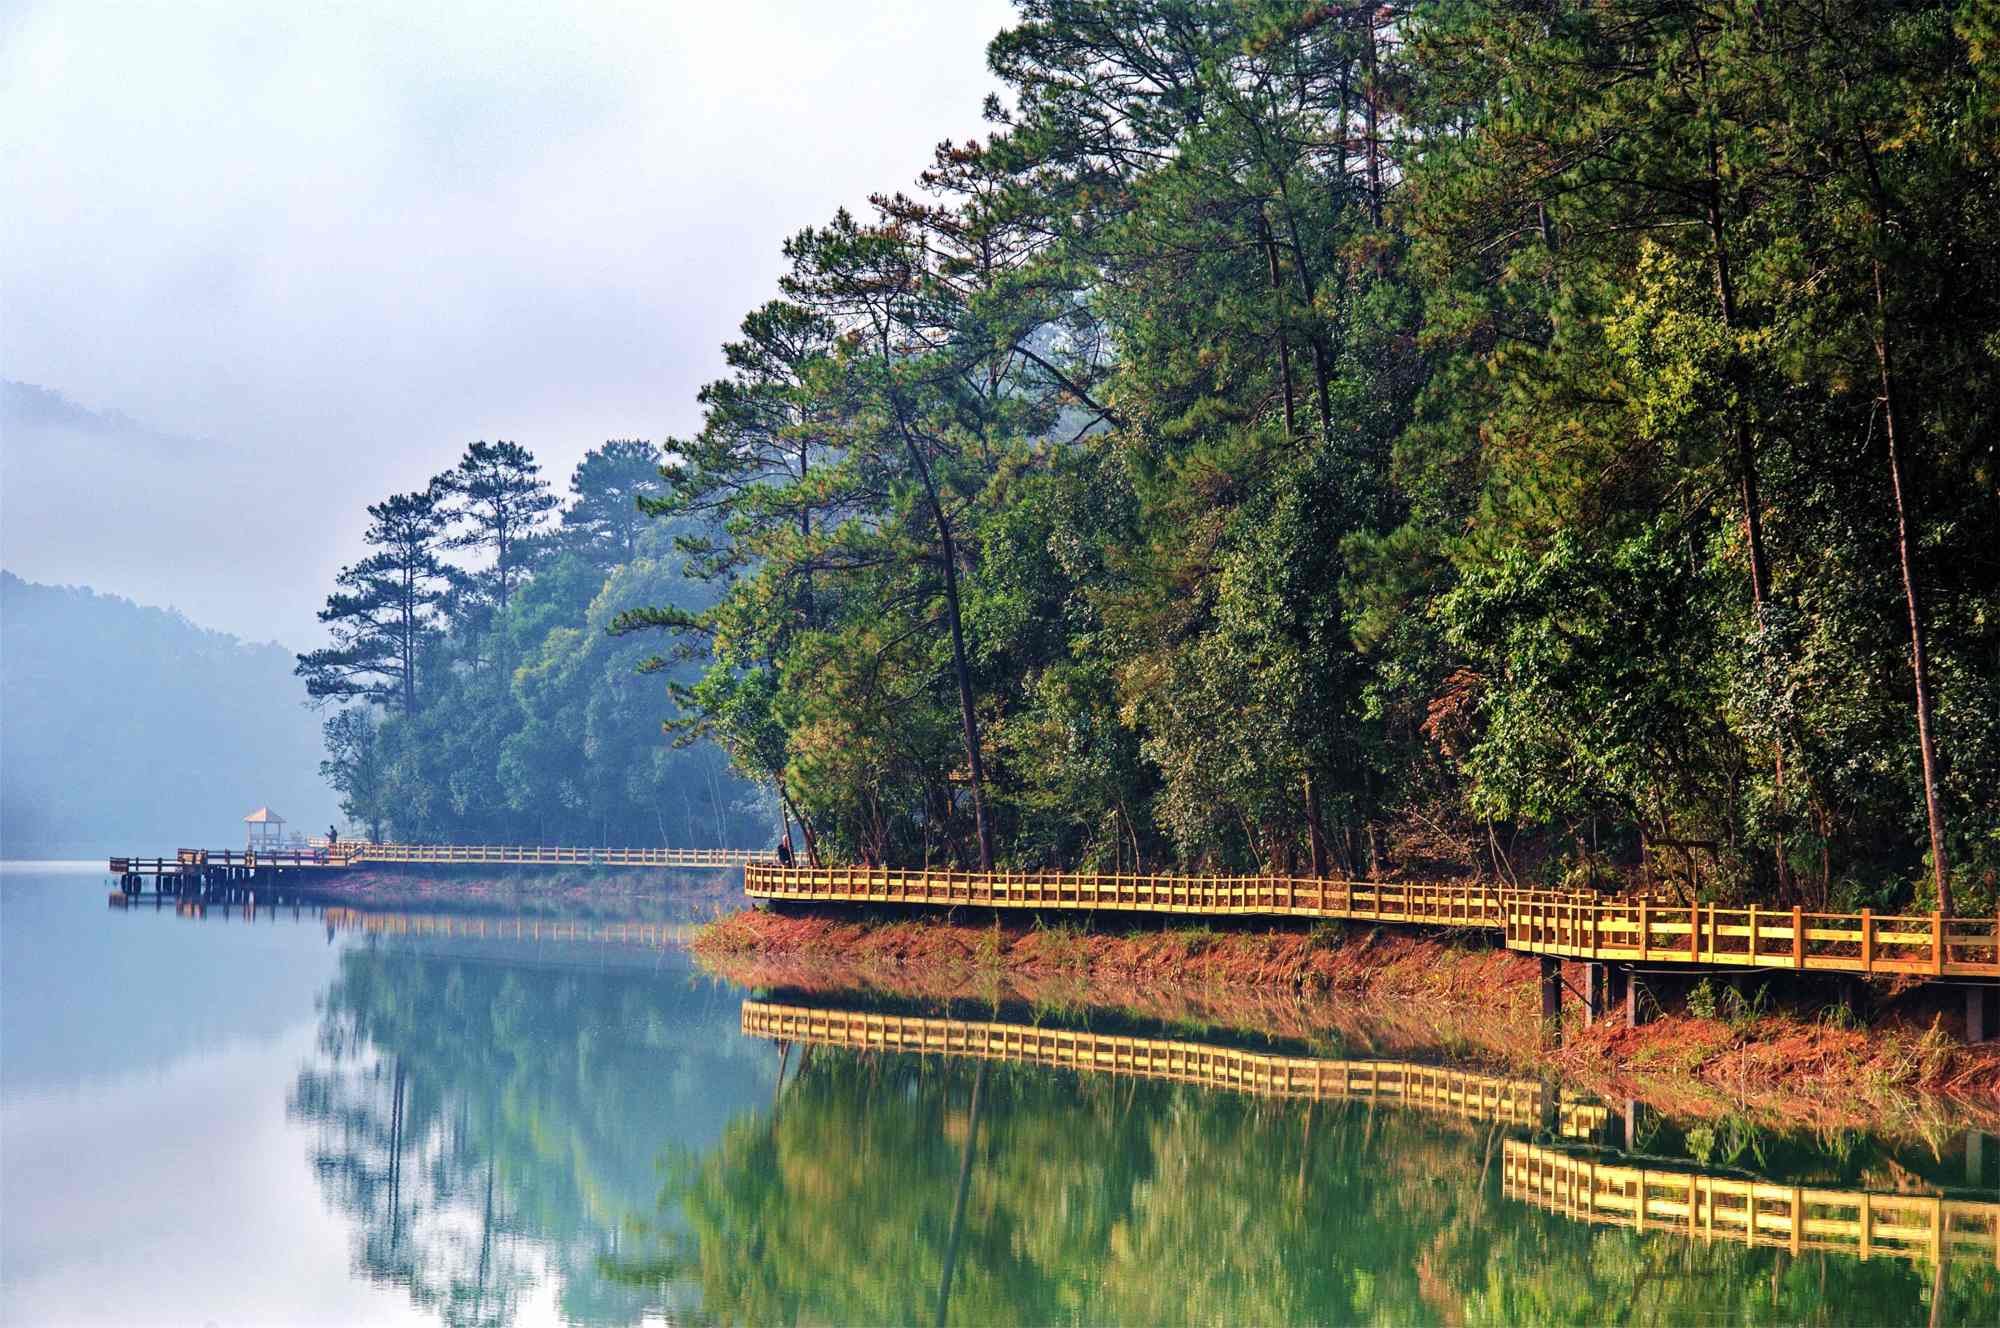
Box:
0;571;335;858
0;380;334;644
1;381;168;441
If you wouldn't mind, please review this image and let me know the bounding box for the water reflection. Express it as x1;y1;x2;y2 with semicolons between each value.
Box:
614;992;1999;1327
286;937;770;1324
49;886;1997;1326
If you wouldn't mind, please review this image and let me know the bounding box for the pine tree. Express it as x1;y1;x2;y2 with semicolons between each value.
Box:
296;485;452;712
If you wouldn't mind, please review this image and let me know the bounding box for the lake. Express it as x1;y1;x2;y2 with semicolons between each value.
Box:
3;862;1995;1325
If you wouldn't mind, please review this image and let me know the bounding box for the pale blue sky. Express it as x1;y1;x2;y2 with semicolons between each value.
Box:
1;0;1015;644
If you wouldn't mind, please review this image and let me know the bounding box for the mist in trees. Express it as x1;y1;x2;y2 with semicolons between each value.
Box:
0;572;337;854
610;0;1998;914
299;440;766;847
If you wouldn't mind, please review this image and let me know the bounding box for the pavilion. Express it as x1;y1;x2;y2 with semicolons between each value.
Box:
244;807;287;852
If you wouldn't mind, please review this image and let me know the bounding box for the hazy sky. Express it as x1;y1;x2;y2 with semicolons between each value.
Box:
1;0;1016;645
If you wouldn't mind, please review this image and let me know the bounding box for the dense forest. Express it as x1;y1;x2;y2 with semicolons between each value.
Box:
316;1;1999;915
0;572;336;854
296;440;764;847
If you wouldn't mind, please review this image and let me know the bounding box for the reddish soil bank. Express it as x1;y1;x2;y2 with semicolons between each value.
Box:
695;907;2000;1126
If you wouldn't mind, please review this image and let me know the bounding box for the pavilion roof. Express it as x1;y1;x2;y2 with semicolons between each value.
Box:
243;807;285;823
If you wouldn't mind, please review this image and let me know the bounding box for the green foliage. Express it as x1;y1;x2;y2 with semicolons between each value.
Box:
307;439;767;847
335;2;2000;909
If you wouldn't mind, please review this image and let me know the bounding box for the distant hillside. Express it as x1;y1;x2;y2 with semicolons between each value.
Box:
0;572;336;857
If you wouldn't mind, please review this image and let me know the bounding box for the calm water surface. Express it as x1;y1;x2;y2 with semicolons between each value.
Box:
3;861;1995;1326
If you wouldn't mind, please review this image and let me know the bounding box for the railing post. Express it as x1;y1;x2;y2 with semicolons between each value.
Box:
1748;905;1758;965
1638;901;1649;962
1932;910;1944;976
1860;908;1873;972
1792;906;1804;971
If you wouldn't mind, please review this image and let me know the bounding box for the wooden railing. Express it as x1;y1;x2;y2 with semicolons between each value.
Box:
322;906;696;948
742;1001;1609;1136
1505;1141;2000;1269
113;843;770;876
353;842;772;868
1505;897;2000;979
742;864;1540;925
744;866;2000;979
112;847;362;874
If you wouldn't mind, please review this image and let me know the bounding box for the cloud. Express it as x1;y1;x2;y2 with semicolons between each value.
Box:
1;0;1015;642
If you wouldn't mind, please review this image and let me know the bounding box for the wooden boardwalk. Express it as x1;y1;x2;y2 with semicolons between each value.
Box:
741;1000;1609;1136
743;866;2000;981
1506;1140;2000;1269
110;842;771;890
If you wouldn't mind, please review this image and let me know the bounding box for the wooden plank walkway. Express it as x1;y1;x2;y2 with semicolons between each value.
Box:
741;1000;1609;1136
743;866;2000;980
111;842;771;879
1505;1140;2000;1269
357;843;772;868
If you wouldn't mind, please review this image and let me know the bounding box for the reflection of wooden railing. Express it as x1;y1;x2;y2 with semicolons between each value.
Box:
1505;1141;2000;1268
323;907;697;947
742;1001;1608;1135
743;867;2000;979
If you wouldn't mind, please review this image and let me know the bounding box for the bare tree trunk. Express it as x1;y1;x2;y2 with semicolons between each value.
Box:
1363;5;1382;226
894;409;994;871
1303;775;1328;878
1701;100;1788;898
1873;256;1952;913
778;783;822;867
1260;210;1297;443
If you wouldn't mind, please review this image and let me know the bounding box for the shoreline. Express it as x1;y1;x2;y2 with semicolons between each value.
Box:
694;906;2000;1129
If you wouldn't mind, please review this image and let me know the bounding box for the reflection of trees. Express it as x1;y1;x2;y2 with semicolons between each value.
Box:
613;1052;2000;1327
289;944;770;1325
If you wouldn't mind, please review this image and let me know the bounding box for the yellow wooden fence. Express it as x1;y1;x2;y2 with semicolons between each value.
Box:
743;866;2000;979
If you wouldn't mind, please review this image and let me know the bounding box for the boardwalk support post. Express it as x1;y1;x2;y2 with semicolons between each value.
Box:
1583;962;1606;1026
1971;985;1994;1045
1625;970;1646;1029
1539;957;1563;1045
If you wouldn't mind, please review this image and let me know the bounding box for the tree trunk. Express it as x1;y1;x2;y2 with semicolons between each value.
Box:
894;407;994;871
1260;210;1298;442
1275;198;1336;448
1363;6;1381;226
1873;256;1952;913
778;783;822;868
1303;774;1328;878
1702;107;1787;898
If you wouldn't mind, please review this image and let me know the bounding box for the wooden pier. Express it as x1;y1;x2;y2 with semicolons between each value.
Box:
108;841;773;898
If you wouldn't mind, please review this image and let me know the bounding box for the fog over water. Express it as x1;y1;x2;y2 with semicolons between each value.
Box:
1;0;1013;646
